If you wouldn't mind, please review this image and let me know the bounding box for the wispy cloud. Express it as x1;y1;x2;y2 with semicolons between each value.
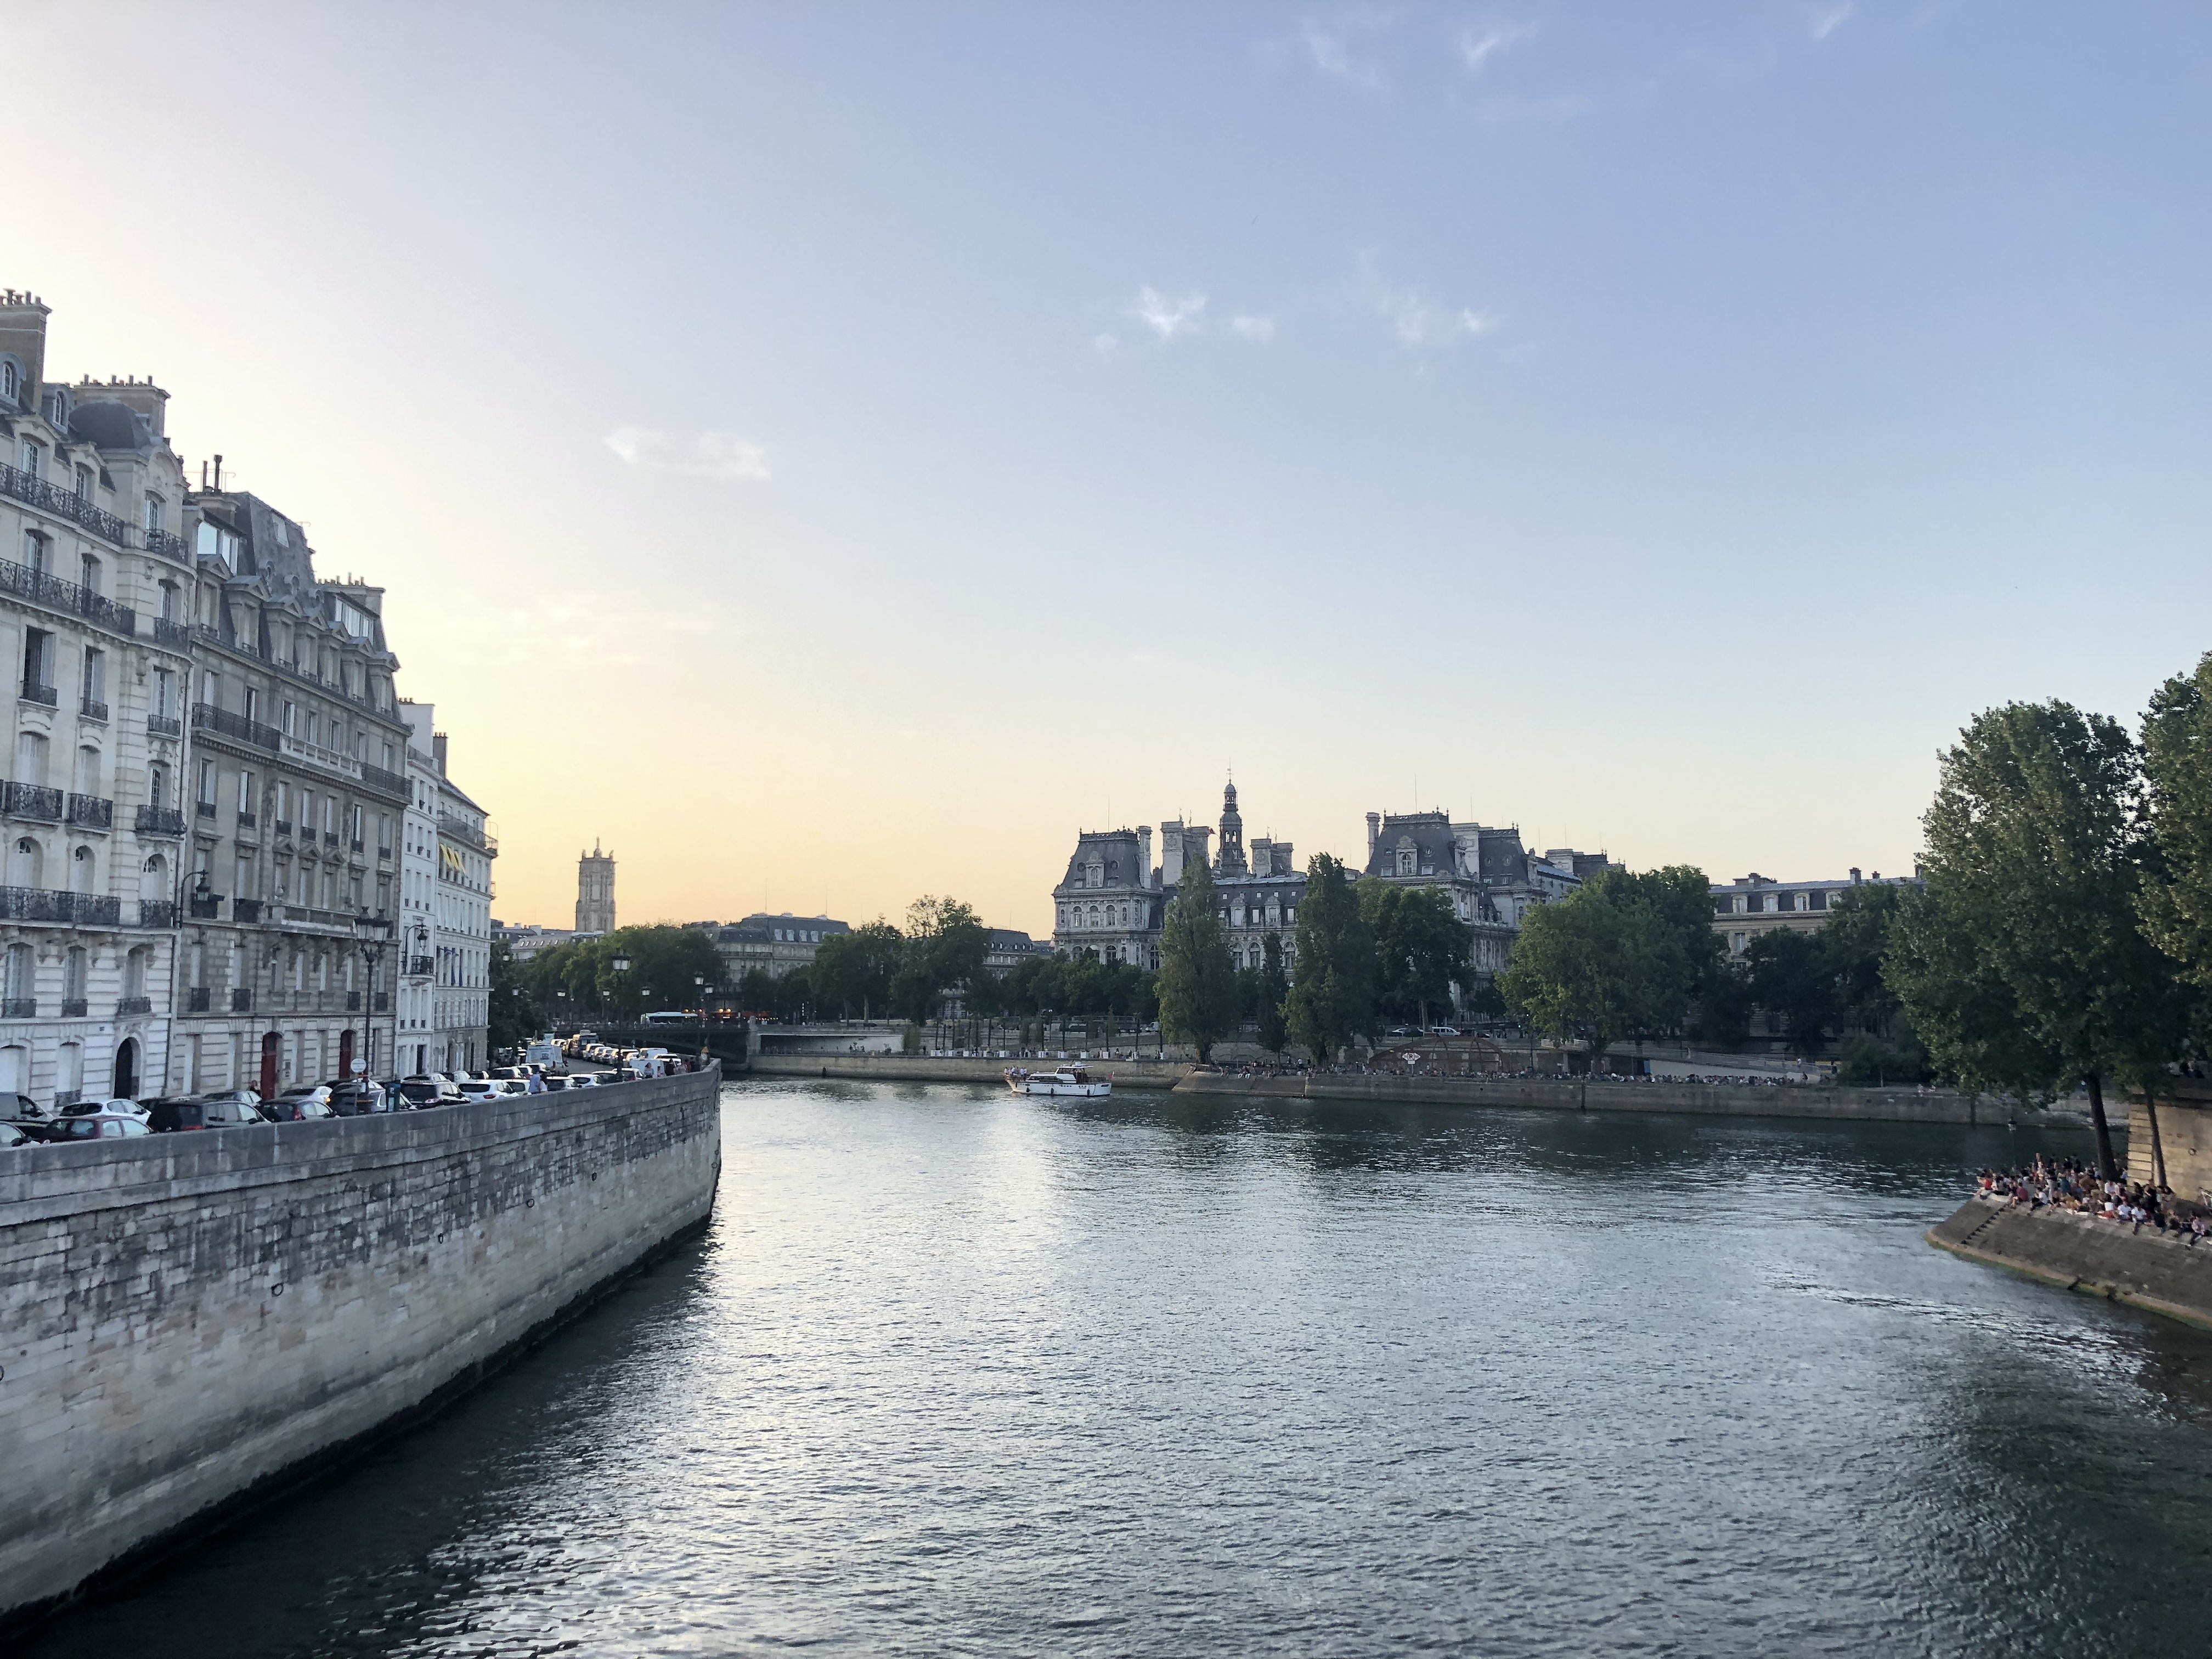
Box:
1301;15;1388;91
603;427;770;481
1092;332;1122;358
1231;314;1277;343
1458;20;1535;75
1131;286;1207;340
1365;268;1497;348
1811;3;1854;40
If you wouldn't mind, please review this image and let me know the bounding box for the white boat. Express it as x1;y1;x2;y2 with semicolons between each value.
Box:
1004;1066;1111;1099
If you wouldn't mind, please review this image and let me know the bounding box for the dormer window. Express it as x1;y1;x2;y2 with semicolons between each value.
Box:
0;359;17;405
44;389;67;428
143;493;164;534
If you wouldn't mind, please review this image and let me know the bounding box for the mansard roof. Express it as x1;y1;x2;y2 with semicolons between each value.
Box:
1364;810;1457;879
65;397;158;453
1058;828;1149;891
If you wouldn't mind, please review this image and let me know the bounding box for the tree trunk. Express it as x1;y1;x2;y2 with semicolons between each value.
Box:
2145;1082;2169;1190
2086;1072;2118;1180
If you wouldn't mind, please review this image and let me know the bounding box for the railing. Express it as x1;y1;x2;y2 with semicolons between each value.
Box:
188;893;222;918
191;702;281;750
60;999;87;1018
231;987;254;1011
78;697;107;722
187;986;210;1012
234;898;262;923
134;899;177;928
0;887;120;924
145;528;189;558
236;810;257;831
274;819;293;838
195;799;217;819
20;681;56;707
324;830;339;848
0;998;32;1019
346;991;362;1012
376;844;392;861
2;782;62;821
0;551;138;635
437;813;496;855
0;460;132;543
134;805;186;836
350;837;364;854
373;991;390;1012
405;955;435;978
151;617;188;650
148;713;182;738
358;762;409;800
65;794;112;830
115;995;151;1015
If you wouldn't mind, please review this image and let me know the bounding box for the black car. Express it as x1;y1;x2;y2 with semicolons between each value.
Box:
142;1095;208;1133
328;1080;390;1115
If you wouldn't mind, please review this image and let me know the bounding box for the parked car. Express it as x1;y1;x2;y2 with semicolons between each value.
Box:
1429;1026;1461;1037
143;1095;210;1132
565;1073;602;1088
197;1095;275;1128
57;1110;154;1140
328;1080;390;1115
455;1077;529;1103
0;1121;30;1148
268;1094;339;1121
395;1076;460;1108
1;1092;49;1125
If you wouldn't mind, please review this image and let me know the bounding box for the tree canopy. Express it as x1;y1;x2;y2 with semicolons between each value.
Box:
2141;651;2212;994
1498;865;1721;1060
1156;855;1237;1060
1285;854;1374;1062
1362;883;1472;1029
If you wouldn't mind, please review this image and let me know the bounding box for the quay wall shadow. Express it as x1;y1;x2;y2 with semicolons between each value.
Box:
0;1067;725;1631
1929;1195;2212;1332
748;1054;1196;1088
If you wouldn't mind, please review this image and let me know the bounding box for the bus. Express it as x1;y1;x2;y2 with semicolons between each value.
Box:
640;1011;691;1026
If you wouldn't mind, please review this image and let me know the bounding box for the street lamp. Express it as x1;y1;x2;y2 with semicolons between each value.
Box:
611;952;632;1025
354;906;391;1082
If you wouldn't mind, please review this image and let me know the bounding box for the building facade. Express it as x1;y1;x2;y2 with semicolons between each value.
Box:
1711;868;1920;958
575;843;614;934
0;292;194;1103
709;912;851;984
1359;811;1612;984
400;704;493;1071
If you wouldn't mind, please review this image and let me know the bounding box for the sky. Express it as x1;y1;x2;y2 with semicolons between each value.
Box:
7;2;2207;936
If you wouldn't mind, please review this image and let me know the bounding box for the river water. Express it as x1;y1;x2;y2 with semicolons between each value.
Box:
26;1080;2212;1658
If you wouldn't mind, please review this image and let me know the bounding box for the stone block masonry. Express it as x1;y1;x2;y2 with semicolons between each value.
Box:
1928;1194;2212;1332
0;1068;724;1628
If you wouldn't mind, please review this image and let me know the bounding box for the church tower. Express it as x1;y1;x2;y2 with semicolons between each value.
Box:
1216;779;1247;876
575;842;617;934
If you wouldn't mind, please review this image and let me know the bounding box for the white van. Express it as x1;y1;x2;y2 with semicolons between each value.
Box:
523;1037;565;1073
640;1011;690;1027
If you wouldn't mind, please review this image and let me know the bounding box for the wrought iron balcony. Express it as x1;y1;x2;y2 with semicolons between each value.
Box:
231;986;254;1011
2;782;63;821
323;830;339;848
0;550;138;635
358;762;409;800
234;899;262;924
60;998;87;1018
1;998;32;1019
373;991;390;1012
144;528;189;558
350;837;364;854
237;810;257;831
65;794;112;830
405;955;435;978
188;892;222;919
151;617;189;649
376;844;393;862
0;886;119;924
20;681;56;707
346;991;362;1011
0;460;131;544
148;713;182;738
274;819;293;838
134;899;178;928
78;697;107;722
191;702;281;751
115;996;152;1015
187;986;211;1012
135;805;186;836
195;799;217;819
437;812;497;855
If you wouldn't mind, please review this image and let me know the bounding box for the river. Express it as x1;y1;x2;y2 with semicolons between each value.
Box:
24;1080;2212;1657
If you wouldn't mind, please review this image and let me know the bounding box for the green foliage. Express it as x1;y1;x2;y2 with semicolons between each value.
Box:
486;935;541;1052
1692;962;1754;1046
1285;854;1375;1062
1834;1029;1931;1086
1156;855;1238;1060
1362;883;1472;1026
1822;884;1907;1032
811;920;905;1018
2141;652;2212;992
995;952;1155;1018
1743;930;1840;1045
1255;932;1290;1053
1499;865;1721;1057
890;895;991;1022
518;925;721;1023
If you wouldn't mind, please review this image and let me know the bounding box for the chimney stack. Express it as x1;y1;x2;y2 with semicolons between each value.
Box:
1366;811;1381;860
432;733;448;776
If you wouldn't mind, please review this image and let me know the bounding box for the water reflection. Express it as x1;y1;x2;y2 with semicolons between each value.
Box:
24;1080;2212;1658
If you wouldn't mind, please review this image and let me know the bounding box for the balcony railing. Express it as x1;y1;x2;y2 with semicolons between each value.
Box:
358;762;409;800
0;552;138;636
135;899;178;929
350;837;364;854
405;955;435;978
20;681;56;707
151;617;189;650
188;892;222;918
148;713;182;738
60;998;88;1018
0;998;32;1019
186;986;210;1012
144;528;189;558
236;810;257;831
346;991;362;1011
195;799;217;819
234;898;262;924
437;813;496;855
78;697;107;722
2;782;62;821
274;819;293;838
323;830;338;848
372;991;390;1012
231;987;254;1011
134;805;186;836
376;844;392;862
0;887;120;925
0;460;132;544
115;995;151;1015
192;702;280;751
65;794;112;830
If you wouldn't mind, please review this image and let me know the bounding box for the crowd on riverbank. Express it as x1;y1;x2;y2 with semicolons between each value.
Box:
1979;1156;2207;1239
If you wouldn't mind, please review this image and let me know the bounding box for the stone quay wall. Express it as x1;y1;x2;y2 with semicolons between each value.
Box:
0;1066;725;1628
1928;1194;2212;1331
2128;1084;2212;1206
747;1054;1197;1088
1173;1070;2084;1127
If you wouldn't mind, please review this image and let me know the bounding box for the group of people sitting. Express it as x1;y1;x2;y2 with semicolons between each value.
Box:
1977;1154;2208;1241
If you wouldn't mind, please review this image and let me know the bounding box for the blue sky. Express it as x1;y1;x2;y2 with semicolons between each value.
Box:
14;2;2209;929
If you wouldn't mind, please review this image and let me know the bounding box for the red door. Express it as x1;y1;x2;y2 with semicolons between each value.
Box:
258;1032;280;1101
338;1029;355;1080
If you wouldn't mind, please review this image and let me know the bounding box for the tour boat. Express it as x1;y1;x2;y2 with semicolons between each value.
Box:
1004;1066;1111;1099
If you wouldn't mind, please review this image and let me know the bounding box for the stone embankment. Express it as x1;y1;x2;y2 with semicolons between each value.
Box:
0;1066;725;1632
747;1054;1195;1088
1172;1070;2079;1127
1928;1195;2212;1331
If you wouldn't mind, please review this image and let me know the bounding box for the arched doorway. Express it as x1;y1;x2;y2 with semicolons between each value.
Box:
258;1031;280;1101
114;1037;138;1100
338;1028;355;1079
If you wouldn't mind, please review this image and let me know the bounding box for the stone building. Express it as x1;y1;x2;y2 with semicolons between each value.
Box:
575;843;614;934
1711;867;1920;958
400;703;493;1072
710;912;850;984
0;291;194;1103
1359;809;1612;987
171;483;413;1098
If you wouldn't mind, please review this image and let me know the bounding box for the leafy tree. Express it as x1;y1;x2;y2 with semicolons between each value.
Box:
1743;929;1840;1045
487;935;542;1052
2141;652;2212;992
1498;885;1638;1068
1362;883;1471;1029
811;919;904;1018
1692;961;1754;1046
1255;932;1290;1054
591;925;724;1019
1886;700;2180;1176
1822;883;1908;1034
891;896;990;1023
1157;854;1238;1060
1591;865;1724;1036
1285;854;1375;1062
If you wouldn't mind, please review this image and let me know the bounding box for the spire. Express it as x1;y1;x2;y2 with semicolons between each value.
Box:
1216;774;1247;876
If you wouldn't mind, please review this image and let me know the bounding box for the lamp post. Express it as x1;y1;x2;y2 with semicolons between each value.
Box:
354;907;390;1084
611;952;631;1028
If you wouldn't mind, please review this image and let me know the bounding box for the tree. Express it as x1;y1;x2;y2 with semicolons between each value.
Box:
1285;854;1375;1063
1156;855;1238;1060
590;925;724;1019
1743;929;1840;1046
1823;883;1908;1035
2141;652;2212;992
1498;886;1637;1068
1591;865;1724;1036
486;935;541;1053
1255;932;1290;1054
1886;700;2181;1177
811;920;904;1019
891;895;990;1023
1362;883;1471;1029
